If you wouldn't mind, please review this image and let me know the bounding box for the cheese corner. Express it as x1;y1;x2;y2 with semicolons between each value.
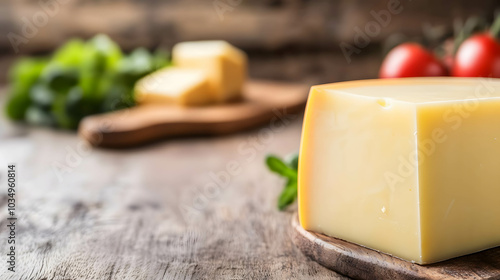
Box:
135;67;212;106
173;40;247;103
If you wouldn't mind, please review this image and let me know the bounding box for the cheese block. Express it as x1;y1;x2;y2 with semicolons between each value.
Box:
135;68;212;106
172;41;247;103
299;77;500;264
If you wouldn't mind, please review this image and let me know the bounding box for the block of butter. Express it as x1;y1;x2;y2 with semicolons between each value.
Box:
135;67;212;106
173;40;247;103
299;77;500;264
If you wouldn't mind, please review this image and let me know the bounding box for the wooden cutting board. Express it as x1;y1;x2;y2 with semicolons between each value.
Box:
291;214;500;280
79;80;309;148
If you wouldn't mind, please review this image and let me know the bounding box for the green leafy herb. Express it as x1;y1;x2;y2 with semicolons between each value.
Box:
278;179;298;211
4;34;170;129
6;58;48;120
265;153;299;210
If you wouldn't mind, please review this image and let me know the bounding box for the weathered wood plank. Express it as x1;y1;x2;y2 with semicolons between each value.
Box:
0;97;349;279
1;0;497;55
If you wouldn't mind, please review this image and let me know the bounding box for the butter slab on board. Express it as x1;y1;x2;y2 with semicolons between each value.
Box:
78;80;308;148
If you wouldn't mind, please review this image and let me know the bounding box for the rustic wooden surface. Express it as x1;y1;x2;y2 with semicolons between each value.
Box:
0;91;349;279
292;215;500;280
2;0;498;54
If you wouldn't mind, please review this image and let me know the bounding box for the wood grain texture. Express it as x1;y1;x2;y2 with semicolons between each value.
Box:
78;80;309;148
2;0;498;54
291;214;500;280
0;90;348;279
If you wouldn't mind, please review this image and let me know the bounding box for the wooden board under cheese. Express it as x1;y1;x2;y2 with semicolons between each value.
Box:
79;80;308;148
291;214;500;280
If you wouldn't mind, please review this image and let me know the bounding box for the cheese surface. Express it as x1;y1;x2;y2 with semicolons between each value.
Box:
135;68;212;106
299;77;500;264
173;41;247;103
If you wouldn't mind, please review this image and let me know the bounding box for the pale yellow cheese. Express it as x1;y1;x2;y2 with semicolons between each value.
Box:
135;67;212;106
299;77;500;264
172;41;247;103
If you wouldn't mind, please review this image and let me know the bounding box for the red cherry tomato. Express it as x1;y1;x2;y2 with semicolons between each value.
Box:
379;43;448;78
452;34;500;78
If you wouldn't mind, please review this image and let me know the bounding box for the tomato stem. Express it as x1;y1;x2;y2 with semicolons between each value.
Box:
491;14;500;40
453;17;488;54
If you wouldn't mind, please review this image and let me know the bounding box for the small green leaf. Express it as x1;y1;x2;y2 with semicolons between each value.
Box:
25;106;55;127
5;58;48;120
8;57;47;85
121;48;154;75
278;179;298;210
152;49;171;70
29;84;55;109
266;155;297;179
65;86;84;118
286;153;299;171
87;34;123;71
52;39;86;67
51;94;78;129
5;93;31;120
41;66;78;93
266;153;300;211
79;48;106;97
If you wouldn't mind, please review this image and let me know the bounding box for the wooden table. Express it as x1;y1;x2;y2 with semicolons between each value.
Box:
0;107;348;279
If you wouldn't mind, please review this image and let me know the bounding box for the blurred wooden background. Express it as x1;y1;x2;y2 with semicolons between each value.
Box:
0;0;499;85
